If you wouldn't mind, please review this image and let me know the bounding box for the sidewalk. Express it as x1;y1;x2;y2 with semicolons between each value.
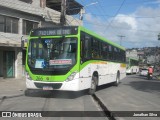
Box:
154;72;160;80
0;77;26;99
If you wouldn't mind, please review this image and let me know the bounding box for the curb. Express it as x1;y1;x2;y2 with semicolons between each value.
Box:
155;76;160;80
0;94;24;100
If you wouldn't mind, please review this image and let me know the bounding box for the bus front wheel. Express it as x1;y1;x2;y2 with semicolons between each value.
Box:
113;72;120;86
88;76;97;95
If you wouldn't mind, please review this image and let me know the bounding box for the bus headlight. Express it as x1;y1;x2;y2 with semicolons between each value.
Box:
26;72;32;80
66;72;77;82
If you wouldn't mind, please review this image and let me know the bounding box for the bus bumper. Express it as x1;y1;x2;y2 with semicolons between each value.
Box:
26;78;80;91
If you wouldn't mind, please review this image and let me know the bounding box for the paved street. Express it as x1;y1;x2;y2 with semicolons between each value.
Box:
0;74;160;120
96;74;160;120
0;91;107;120
0;78;107;120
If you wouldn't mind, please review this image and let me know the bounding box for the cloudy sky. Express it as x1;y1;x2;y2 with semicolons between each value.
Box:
77;0;160;48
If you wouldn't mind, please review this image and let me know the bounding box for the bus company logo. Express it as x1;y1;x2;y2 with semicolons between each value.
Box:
2;112;11;117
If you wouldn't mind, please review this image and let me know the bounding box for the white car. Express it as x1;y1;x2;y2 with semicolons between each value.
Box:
139;68;148;76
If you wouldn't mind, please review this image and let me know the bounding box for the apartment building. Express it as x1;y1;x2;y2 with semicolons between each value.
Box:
0;0;83;78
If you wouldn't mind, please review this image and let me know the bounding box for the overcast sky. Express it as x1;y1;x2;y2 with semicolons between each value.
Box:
77;0;160;48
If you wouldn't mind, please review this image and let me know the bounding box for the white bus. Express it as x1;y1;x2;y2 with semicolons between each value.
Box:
126;57;139;74
25;26;126;95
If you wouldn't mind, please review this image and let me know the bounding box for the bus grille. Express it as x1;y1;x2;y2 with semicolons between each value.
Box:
30;68;68;75
34;83;62;89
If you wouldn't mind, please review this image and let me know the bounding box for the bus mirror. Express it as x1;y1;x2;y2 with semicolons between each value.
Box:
21;39;28;49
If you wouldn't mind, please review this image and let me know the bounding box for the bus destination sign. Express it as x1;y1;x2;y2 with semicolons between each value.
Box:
30;27;78;36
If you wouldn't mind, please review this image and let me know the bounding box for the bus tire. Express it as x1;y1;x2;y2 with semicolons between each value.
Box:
113;72;120;86
88;76;97;95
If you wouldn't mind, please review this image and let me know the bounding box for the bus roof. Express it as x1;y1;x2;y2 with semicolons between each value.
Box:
79;26;125;51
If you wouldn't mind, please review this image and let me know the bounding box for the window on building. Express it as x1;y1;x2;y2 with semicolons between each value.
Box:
6;17;18;34
23;20;38;35
0;15;18;34
0;15;5;32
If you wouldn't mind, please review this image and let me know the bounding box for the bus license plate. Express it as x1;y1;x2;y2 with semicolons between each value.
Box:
43;86;53;90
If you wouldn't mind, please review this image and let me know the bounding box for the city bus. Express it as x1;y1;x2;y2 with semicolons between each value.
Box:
25;26;126;95
126;57;139;74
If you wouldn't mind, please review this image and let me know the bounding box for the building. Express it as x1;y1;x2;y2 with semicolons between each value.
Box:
126;49;138;59
0;0;83;78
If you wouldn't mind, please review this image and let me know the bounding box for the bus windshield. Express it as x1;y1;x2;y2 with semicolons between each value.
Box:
28;37;77;69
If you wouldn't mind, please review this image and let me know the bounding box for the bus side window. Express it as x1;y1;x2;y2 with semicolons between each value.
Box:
117;48;121;62
91;38;100;59
101;43;108;59
123;51;126;62
113;47;118;61
108;45;113;60
120;50;126;62
81;32;91;62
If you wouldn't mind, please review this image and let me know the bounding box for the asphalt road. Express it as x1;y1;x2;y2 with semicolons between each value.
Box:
0;90;107;120
0;74;160;120
95;74;160;120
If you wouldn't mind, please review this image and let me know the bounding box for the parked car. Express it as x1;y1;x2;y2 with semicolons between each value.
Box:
139;68;148;76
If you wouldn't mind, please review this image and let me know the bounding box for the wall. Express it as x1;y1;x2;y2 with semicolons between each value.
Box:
0;51;3;77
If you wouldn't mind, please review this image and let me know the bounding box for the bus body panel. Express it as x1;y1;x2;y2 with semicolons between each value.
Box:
79;61;126;87
26;61;126;91
26;78;80;91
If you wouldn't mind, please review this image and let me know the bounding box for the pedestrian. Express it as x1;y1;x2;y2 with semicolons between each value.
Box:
148;66;153;80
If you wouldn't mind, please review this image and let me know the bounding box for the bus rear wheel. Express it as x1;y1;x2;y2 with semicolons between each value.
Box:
88;76;97;95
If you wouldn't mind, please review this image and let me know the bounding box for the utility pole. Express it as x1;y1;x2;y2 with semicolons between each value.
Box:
158;33;160;47
60;0;66;26
117;35;125;46
157;33;160;70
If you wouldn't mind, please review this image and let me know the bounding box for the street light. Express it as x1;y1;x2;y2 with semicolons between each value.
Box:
85;2;98;7
80;2;98;20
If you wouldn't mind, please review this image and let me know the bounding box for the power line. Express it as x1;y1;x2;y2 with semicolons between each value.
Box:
95;0;110;21
80;0;102;25
103;0;126;33
83;20;160;33
84;13;160;19
96;0;153;8
85;13;160;19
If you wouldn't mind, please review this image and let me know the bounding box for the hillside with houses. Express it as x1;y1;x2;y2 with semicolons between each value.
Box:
126;47;160;71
